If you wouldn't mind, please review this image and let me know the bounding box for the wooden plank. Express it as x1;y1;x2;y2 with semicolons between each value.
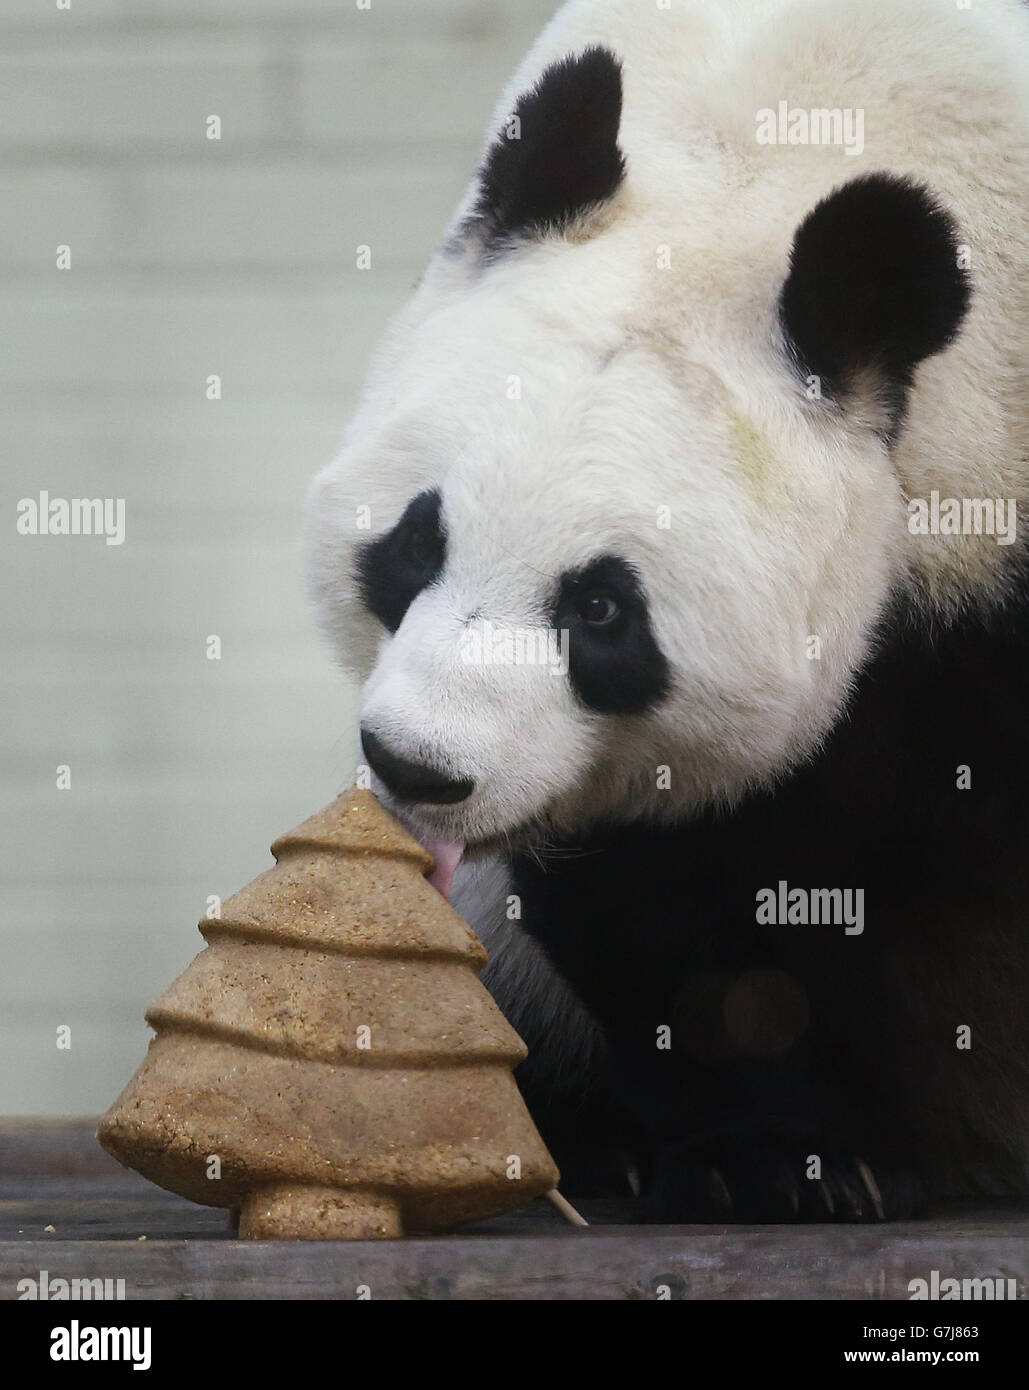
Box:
1;1121;1028;1300
0;1181;231;1243
0;1119;121;1181
4;1220;1028;1301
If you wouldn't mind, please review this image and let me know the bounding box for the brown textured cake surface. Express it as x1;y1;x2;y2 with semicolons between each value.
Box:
97;790;558;1238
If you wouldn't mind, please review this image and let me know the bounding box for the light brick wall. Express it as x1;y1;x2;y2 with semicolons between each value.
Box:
1;0;556;1115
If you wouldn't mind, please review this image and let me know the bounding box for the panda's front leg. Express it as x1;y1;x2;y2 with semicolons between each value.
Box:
510;842;928;1222
511;913;927;1220
602;1031;927;1224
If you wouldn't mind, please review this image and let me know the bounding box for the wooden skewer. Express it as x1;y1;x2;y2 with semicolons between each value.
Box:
545;1188;589;1227
855;1160;886;1222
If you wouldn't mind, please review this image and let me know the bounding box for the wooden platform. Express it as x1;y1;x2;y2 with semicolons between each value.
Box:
2;1120;1026;1300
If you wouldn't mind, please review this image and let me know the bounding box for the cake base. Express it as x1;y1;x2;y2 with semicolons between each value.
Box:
238;1185;404;1240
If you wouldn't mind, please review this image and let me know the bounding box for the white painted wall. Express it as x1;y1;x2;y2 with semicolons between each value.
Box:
1;0;556;1114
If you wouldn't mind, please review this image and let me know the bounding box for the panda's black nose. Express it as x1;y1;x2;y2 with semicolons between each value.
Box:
359;728;475;806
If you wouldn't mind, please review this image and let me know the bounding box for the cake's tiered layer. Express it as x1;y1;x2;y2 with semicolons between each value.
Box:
97;791;558;1237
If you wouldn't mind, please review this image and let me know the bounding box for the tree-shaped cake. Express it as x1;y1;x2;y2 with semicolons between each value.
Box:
97;790;558;1238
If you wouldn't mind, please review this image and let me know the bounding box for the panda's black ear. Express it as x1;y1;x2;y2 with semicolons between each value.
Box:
468;46;626;249
780;174;971;428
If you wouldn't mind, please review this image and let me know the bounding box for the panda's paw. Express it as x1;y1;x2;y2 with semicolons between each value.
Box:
648;1141;926;1223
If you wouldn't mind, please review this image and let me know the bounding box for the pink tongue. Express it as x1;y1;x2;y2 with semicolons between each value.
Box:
423;839;466;901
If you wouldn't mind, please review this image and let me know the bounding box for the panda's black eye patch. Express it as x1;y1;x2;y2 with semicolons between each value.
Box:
355;489;446;633
555;555;671;715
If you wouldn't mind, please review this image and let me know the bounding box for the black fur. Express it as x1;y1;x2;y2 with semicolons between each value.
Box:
467;46;626;249
554;555;671;715
355;489;446;634
780;174;971;435
512;575;1029;1220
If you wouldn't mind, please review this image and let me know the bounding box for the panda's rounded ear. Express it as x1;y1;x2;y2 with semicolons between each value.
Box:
465;45;626;251
779;174;971;429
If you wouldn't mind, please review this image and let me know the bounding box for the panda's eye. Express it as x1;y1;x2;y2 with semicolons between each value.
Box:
555;555;671;716
577;593;620;626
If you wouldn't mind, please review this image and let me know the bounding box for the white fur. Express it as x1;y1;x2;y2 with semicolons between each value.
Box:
306;0;1029;1061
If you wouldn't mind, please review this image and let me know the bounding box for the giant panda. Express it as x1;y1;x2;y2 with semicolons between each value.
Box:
306;0;1029;1221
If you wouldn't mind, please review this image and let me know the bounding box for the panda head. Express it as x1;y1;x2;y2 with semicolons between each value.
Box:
307;47;970;878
